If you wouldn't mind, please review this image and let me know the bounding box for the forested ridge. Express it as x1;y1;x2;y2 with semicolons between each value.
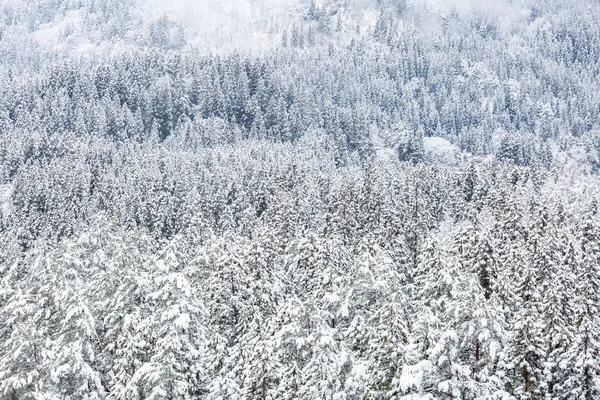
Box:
1;0;600;399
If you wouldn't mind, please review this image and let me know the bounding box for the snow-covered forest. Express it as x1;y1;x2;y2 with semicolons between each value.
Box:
1;0;600;398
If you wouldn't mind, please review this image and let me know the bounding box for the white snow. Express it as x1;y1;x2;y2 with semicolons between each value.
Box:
398;359;433;392
0;183;12;219
424;136;459;166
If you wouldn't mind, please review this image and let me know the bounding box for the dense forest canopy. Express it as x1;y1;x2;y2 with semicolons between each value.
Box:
1;0;600;399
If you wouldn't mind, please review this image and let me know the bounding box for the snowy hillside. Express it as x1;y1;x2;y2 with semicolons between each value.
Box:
1;0;600;399
0;0;386;57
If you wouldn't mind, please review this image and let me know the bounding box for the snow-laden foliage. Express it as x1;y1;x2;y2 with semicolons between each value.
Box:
2;0;600;399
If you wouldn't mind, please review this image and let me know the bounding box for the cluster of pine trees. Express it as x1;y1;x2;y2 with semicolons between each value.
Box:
2;0;600;398
2;0;600;168
2;156;600;399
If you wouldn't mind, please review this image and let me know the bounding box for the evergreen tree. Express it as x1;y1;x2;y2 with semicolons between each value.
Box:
562;201;600;399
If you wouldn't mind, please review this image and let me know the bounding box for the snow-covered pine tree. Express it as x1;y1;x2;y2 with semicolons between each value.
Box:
562;200;600;399
541;226;576;399
501;230;545;400
450;221;505;398
399;232;467;399
131;247;206;400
